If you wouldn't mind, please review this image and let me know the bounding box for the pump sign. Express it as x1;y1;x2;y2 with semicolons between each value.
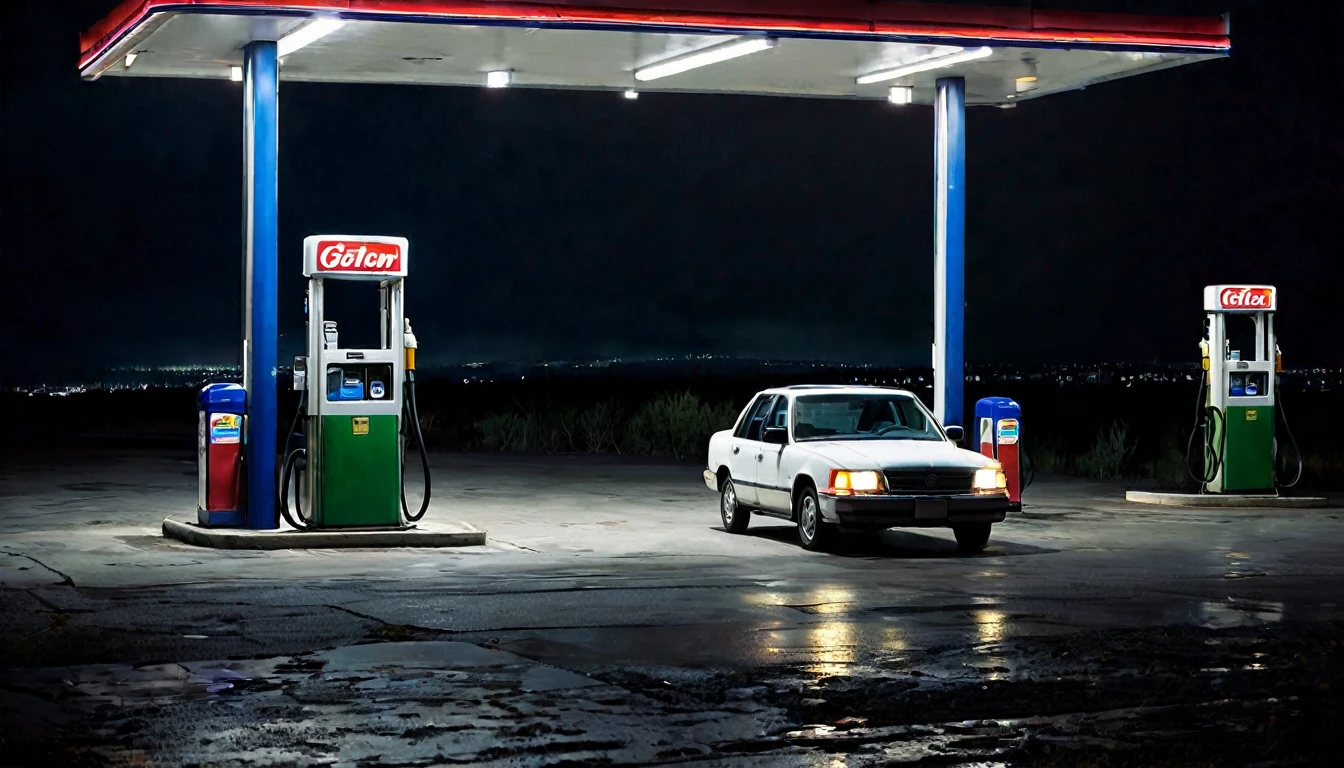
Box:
1219;287;1273;310
318;241;401;272
1204;284;1277;313
303;235;409;279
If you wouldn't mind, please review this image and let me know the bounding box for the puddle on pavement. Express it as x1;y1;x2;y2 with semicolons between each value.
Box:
6;616;1342;768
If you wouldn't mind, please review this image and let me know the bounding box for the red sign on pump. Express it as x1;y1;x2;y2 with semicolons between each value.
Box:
1219;286;1274;310
317;240;402;273
303;235;408;280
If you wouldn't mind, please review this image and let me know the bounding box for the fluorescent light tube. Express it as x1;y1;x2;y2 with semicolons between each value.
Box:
277;18;344;58
635;37;776;82
857;46;993;85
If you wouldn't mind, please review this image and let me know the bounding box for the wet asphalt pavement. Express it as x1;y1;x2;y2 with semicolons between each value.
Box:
1;449;1341;766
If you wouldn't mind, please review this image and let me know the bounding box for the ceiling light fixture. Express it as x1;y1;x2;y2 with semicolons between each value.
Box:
635;37;776;82
624;89;640;100
888;85;914;105
857;46;993;85
486;70;512;88
276;18;344;58
230;65;243;82
124;52;138;68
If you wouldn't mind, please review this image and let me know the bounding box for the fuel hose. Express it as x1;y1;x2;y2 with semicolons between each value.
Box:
1186;374;1224;489
277;392;311;530
400;370;432;523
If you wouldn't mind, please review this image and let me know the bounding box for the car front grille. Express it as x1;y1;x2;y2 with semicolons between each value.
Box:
883;469;976;495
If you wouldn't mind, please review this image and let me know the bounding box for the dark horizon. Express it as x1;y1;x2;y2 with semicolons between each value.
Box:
3;0;1339;373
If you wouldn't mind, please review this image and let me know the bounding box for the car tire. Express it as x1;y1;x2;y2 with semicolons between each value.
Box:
721;477;750;534
795;485;835;552
953;523;991;554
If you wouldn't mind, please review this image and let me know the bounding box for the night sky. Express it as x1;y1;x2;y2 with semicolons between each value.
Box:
2;1;1339;377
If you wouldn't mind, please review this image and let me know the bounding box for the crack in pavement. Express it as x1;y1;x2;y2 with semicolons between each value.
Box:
325;603;457;636
4;552;75;587
487;537;543;553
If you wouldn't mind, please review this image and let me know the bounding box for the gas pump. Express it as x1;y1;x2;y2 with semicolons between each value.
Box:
1189;285;1300;493
975;397;1026;509
279;235;431;529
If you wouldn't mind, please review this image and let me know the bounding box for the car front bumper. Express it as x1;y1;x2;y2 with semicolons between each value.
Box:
818;492;1009;528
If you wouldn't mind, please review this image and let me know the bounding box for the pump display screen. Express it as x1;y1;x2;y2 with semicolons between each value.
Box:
1229;372;1267;398
326;364;393;402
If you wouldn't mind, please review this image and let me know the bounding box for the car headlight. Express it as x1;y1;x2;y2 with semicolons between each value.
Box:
830;469;885;495
973;468;1008;493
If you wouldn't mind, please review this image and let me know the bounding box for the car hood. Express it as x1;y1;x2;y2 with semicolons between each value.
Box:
796;439;996;470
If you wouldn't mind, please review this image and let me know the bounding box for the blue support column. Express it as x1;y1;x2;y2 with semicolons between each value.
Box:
243;41;279;530
933;77;966;428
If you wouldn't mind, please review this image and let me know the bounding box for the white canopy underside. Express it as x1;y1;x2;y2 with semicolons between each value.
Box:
97;12;1221;106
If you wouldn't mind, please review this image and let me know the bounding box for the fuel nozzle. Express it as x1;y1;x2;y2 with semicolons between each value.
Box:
404;318;418;371
1275;343;1283;373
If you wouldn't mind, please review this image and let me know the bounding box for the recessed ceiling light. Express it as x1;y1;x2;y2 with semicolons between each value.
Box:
486;70;512;88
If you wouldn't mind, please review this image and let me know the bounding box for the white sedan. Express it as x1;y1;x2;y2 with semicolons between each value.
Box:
703;386;1010;553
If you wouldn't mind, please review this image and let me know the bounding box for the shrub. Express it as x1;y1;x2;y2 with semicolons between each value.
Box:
623;392;739;461
624;392;705;460
1030;436;1073;475
1149;429;1192;490
1302;452;1344;488
580;401;624;454
1076;420;1137;481
476;411;526;451
475;393;736;459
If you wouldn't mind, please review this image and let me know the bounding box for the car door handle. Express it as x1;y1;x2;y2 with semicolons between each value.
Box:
732;446;740;455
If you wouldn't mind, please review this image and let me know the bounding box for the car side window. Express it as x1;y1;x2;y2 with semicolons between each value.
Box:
736;395;775;441
768;396;789;438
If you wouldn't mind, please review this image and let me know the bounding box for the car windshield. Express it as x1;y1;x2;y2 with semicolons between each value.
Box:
793;393;944;442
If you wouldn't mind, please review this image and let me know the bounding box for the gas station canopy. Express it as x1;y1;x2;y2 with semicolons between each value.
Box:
78;1;1230;530
81;1;1229;106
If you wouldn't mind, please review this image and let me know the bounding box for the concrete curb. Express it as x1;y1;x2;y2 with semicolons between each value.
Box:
1125;491;1330;509
162;516;487;550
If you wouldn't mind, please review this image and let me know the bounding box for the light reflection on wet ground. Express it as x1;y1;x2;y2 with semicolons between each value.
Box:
9;619;1339;767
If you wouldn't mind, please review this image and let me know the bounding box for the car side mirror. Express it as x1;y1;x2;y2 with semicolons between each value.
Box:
944;425;964;444
763;427;789;445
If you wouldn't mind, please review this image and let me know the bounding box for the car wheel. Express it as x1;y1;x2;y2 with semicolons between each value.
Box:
795;485;835;551
721;477;750;533
953;523;991;554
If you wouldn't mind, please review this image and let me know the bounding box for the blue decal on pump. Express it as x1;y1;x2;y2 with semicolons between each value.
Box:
370;381;386;399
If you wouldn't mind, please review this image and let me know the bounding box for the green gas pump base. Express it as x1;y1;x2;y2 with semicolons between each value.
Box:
1212;405;1276;493
312;414;403;528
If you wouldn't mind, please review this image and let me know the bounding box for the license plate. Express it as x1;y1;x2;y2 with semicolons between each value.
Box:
915;499;948;519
